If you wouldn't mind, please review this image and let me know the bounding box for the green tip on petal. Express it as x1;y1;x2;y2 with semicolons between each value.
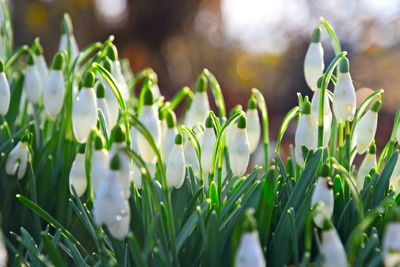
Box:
319;164;330;177
110;154;121;170
112;125;125;143
205;115;213;128
78;144;86;154
242;208;257;232
311;27;322;43
322;218;333;231
317;75;324;89
102;58;113;72
175;133;183;145
371;100;382;113
143;88;154;106
94;134;105;150
237;115;246;129
96;83;105;98
339;58;350;73
83;72;95;88
61;13;73;35
302;99;311;115
247;97;257;110
369;142;376;154
51;52;64;70
196;74;207;92
166;110;177;128
0;60;4;72
27;53;35;65
32;38;43;55
107;44;118;61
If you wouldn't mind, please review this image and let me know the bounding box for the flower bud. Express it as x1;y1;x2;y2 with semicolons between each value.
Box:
321;222;348;267
357;143;377;191
184;75;210;128
246;97;261;153
92;134;109;195
24;53;42;104
162;110;177;162
333;58;356;122
311;84;332;146
32;38;49;84
59;14;79;59
108;44;129;101
354;100;380;154
311;164;334;228
5;141;30;179
69;145;87;197
201;115;216;174
228;116;250;176
295;98;317;165
382;209;400;267
96;83;112;136
43;52;65;118
166;133;186;188
101;58;119;128
304;27;324;91
0;60;10;115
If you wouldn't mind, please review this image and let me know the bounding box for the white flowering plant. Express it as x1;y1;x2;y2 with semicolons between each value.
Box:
0;4;400;266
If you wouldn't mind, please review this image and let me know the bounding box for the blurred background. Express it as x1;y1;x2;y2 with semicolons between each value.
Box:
9;0;400;155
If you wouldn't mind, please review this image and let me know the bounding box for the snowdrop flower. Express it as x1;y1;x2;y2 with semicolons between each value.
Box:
235;210;266;267
333;58;356;122
357;143;377;191
295;98;317;165
69;144;87;197
129;127;143;188
136;88;161;163
184;126;201;176
390;152;400;192
246;97;261;153
151;74;161;99
321;221;348;267
311;164;334;228
72;71;98;143
101;58;119;128
96;83;112;136
24;53;41;104
0;233;6;267
5;140;30;180
226;105;243;147
31;38;48;84
311;77;332;146
162;110;178;162
166;133;186;188
0;60;10;115
382;212;400;267
92;134;109;195
201;115;216;174
304;27;324;91
184;75;210;128
43;52;65;118
107;45;129;102
228;116;250;176
59;14;79;60
93;154;130;240
354;100;380;154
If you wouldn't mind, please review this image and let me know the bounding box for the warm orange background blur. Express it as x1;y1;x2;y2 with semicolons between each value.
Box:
10;0;400;156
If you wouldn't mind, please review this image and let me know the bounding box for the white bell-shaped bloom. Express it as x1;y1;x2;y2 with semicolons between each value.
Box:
96;83;112;136
184;136;200;176
5;141;30;179
0;63;10;115
43;53;65;118
311;166;334;228
107;199;130;240
321;227;348;267
0;233;6;267
354;101;380;154
390;155;400;192
32;38;48;84
59;14;79;59
304;27;324;91
382;222;400;267
72;72;98;143
311;88;332;146
152;83;161;99
333;58;356;122
69;148;87;197
184;75;210;128
295;99;317;165
246;97;261;153
201;117;216;174
235;232;266;267
92;135;109;195
107;45;129;101
24;54;42;104
166;133;186;188
228;116;250;176
137;89;161;163
129;127;143;189
357;144;377;191
163;128;177;162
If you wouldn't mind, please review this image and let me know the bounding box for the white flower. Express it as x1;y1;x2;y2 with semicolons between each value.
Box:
354;101;380;154
311;166;334;228
162;120;177;163
382;222;400;267
0;63;10;115
357;144;376;191
295;99;316;165
72;72;98;143
311;88;332;146
333;58;356;122
91;135;109;195
43;53;65;118
304;27;324;91
108;45;129;101
69;148;87;197
391;156;400;192
321;227;348;267
246;98;261;153
235;232;266;267
201;117;216;174
0;233;6;267
166;133;186;188
32;38;48;84
228;116;250;176
136;89;161;163
59;15;79;59
96;83;112;136
5;141;30;179
24;54;42;104
107;199;130;240
152;83;161;99
184;75;210;128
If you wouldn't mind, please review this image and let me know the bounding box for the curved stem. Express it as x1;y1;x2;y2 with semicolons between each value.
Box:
4;45;29;72
320;17;342;56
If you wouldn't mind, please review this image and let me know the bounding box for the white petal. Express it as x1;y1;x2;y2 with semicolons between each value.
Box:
103;78;120;128
72;88;98;143
184;92;210;128
295;114;317;163
355;111;377;154
246;109;261;153
137;105;161;163
357;153;376;191
112;61;129;101
201;128;216;173
5;142;23;176
107;200;130;240
97;98;112;136
35;55;48;82
235;232;266;267
383;223;400;267
321;229;348;267
333;72;356;122
166;144;186;188
162;128;177;162
311;177;334;228
17;143;29;180
69;154;87;197
91;149;109;195
228;128;250;176
304;42;324;91
43;70;65;118
24;65;42;103
0;72;10;115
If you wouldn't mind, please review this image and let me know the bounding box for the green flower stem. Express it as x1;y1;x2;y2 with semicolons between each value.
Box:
168;86;193;111
90;35;114;64
344;120;351;171
127;67;155;91
318;52;347;147
251;88;270;169
4;45;29;72
329;116;338;157
203;68;226;119
378;105;400;170
84;129;97;209
320;17;342;56
69;42;102;76
337;121;344;163
275;106;299;155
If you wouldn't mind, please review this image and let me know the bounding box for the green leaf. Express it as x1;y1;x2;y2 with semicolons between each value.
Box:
41;232;68;267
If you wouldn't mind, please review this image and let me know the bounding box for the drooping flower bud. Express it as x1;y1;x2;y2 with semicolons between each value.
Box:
91;134;109;195
333;58;356;122
184;74;210;128
382;209;400;267
43;52;65;118
96;83;112;136
72;71;98;143
357;143;377;191
228;116;250;176
162;109;177;162
0;60;10;115
69;144;87;197
107;44;129;101
24;53;42;104
321;221;348;267
166;133;186;188
311;164;334;228
59;13;79;59
354;100;380;154
201;114;216;174
304;27;324;91
32;37;48;83
246;97;261;153
5;140;30;180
